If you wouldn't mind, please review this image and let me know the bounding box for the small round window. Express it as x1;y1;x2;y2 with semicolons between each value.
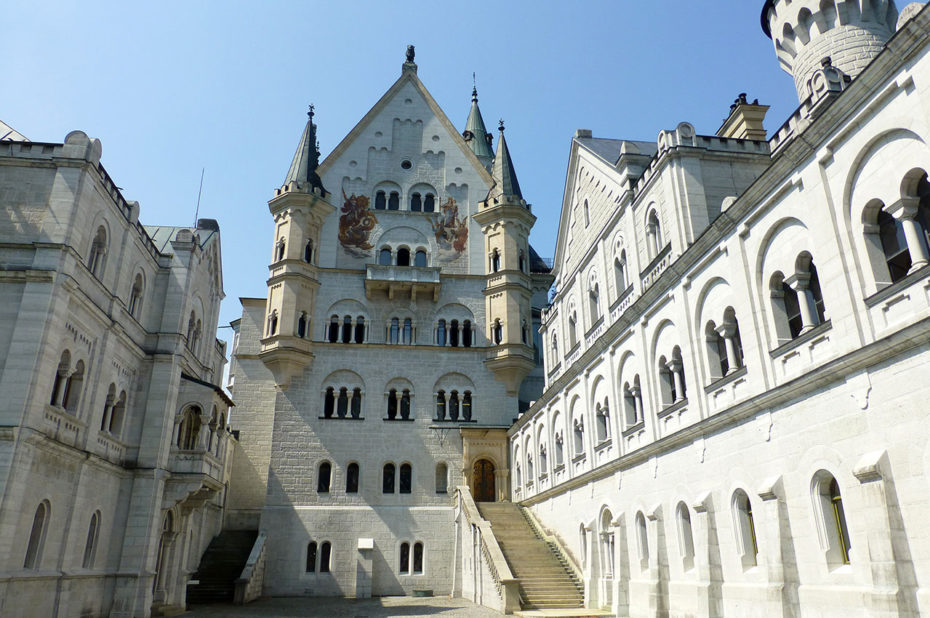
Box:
401;160;412;170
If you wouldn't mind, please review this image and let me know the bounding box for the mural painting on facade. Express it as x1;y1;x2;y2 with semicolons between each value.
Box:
338;190;378;257
430;197;468;259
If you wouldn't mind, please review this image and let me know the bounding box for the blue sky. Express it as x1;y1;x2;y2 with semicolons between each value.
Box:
3;1;801;331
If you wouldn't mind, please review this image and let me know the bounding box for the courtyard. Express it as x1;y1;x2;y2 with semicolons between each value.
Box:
183;596;506;617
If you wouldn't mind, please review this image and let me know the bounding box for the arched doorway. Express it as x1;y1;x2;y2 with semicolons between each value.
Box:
473;459;496;502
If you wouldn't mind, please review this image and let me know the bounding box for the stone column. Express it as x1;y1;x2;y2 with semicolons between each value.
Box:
717;323;741;373
632;386;644;424
786;273;818;332
667;360;685;401
52;368;69;407
101;394;115;432
887;197;930;272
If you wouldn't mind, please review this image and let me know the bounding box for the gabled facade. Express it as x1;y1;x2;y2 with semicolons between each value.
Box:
0;129;233;617
512;3;930;617
226;52;552;598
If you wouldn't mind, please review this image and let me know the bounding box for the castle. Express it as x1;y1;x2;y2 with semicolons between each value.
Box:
1;1;930;617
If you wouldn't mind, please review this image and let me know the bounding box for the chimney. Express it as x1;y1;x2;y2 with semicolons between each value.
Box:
716;94;769;141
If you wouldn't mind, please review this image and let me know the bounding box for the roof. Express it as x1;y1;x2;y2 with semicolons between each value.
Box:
283;107;328;195
181;372;235;407
486;124;523;203
144;224;219;253
464;88;494;160
528;245;552;274
761;0;775;38
0;120;28;142
575;136;657;166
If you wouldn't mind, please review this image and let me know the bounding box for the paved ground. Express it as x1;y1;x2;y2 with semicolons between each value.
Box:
183;596;506;617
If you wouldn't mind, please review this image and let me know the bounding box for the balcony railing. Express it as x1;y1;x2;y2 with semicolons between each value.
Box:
640;244;672;290
365;264;441;301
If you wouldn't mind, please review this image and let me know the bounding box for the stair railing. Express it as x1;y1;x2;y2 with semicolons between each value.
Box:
455;486;521;614
521;506;584;587
233;532;266;605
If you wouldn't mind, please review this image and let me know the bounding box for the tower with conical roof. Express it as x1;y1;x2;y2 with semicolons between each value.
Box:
462;85;494;168
474;121;537;395
259;106;335;387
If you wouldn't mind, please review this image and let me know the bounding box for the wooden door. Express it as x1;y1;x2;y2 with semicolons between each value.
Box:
473;459;496;502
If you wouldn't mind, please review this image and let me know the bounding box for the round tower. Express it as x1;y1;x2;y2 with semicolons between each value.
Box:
762;0;900;102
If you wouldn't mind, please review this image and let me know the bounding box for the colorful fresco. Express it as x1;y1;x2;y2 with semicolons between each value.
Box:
430;197;468;258
338;190;377;256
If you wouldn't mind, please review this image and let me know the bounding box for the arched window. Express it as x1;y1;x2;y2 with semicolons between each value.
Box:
595;400;609;442
317;462;331;493
403;318;413;344
399;463;412;494
375;191;386;210
614;252;628;293
635;511;649;570
491;249;501;273
24;500;50;569
463;321;473;347
554;432;564;467
492;320;503;345
388;191;399;210
342;316;352;343
410;193;422;212
82;510;100;569
424;194;435;212
346;463;359;493
88;226;108;277
379;247;392;265
101;384;116;432
109;391;127;437
773;256;827;340
306;541;317;572
521;320;529;345
51;351;71;406
573;418;584;456
646;210;662;258
323;387;335;418
389;318;400;344
304;239;314;263
435;463;448;494
677;502;695;571
414;249;427;267
589;283;600;324
400;542;410;573
297;313;308;339
462;391;472;421
519;251;526;272
435;391;446;420
400;390;411;419
387;389;398;420
551;334;559;360
328;315;340;342
266;311;277;337
437;320;447;346
568;312;578;348
732;489;758;568
878;206;911;282
706;321;728;379
177;406;202;450
449;320;459;347
538;443;547;477
128;274;144;318
449;391;460;421
397;247;410;267
319;541;332;572
658;355;675;405
351;388;362;418
583;199;590;227
813;472;852;568
275;238;286;262
413;542;424;574
354;317;365;343
63;360;85;414
336;388;349;418
383;463;396;493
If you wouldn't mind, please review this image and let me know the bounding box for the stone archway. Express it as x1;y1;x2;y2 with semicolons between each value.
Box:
473;459;496;502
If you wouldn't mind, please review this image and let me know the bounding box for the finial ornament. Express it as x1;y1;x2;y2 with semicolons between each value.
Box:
499;119;505;132
472;72;478;102
308;103;314;120
406;45;415;63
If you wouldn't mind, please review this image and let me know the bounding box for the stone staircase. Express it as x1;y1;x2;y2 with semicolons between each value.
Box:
477;502;584;612
186;530;258;605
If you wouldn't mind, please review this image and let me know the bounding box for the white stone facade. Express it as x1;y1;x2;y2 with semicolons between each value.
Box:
513;3;930;617
227;60;551;599
0;130;234;617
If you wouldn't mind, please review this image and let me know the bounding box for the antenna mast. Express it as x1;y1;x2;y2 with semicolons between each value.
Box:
194;167;205;227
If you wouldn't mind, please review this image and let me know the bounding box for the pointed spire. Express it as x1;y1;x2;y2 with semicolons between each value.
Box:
486;119;524;204
284;105;328;196
463;77;494;161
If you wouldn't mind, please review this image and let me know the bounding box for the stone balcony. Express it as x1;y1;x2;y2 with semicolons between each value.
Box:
164;446;226;509
365;264;441;302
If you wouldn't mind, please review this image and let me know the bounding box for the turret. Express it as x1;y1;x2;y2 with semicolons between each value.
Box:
259;106;335;388
762;0;899;102
463;83;494;168
474;121;536;396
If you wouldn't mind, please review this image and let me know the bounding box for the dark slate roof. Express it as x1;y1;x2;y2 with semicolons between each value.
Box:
487;126;523;203
529;244;552;274
576;136;657;166
284;109;328;195
464;88;494;160
144;225;218;253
